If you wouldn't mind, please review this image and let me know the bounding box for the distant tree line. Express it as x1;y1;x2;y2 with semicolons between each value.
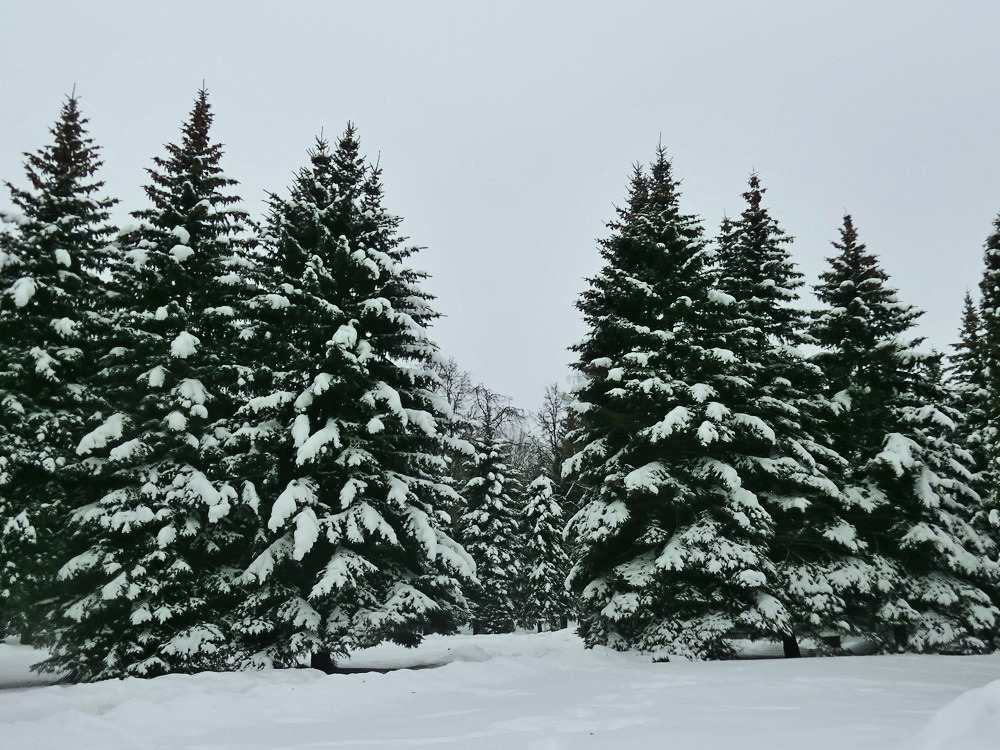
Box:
0;92;997;681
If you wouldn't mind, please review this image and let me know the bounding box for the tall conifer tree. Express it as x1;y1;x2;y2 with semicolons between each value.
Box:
947;293;992;503
228;129;473;670
565;150;794;658
977;215;1000;509
0;96;117;641
716;176;866;655
41;90;259;680
812;216;998;652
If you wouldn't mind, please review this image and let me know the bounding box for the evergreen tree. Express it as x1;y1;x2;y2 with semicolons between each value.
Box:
40;90;259;680
716;176;863;655
812;216;923;460
458;385;523;634
520;474;572;631
564;150;794;659
0;95;117;641
977;215;1000;509
947;292;993;502
812;216;998;652
716;175;805;343
227;129;473;671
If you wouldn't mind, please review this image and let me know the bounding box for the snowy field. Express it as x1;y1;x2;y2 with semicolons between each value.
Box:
2;631;999;750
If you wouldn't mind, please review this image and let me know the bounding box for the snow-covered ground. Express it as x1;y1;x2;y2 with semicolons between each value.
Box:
2;631;998;749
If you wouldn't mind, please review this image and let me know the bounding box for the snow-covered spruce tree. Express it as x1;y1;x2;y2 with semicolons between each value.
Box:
812;216;998;652
716;175;867;656
457;385;522;634
0;96;117;641
811;217;925;466
39;90;260;681
520;474;572;631
978;215;1000;509
564;149;796;659
947;293;993;505
227;128;473;671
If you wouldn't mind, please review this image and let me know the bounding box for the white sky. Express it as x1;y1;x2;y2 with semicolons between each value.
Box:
2;1;999;410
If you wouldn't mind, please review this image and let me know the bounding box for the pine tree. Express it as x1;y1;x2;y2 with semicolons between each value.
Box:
0;95;117;641
716;176;864;655
458;385;523;634
227;129;472;670
812;216;998;652
40;90;259;680
564;150;793;659
520;474;572;630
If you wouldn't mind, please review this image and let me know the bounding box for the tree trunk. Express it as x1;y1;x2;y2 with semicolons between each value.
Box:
310;651;335;673
820;634;842;649
893;625;909;649
18;625;34;647
536;622;542;633
782;634;801;658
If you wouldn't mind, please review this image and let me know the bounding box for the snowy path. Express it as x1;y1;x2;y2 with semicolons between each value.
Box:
1;631;998;749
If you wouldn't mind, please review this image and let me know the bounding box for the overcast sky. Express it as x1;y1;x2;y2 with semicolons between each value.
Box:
2;1;999;411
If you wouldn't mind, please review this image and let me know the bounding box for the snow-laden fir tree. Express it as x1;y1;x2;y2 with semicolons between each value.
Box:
39;90;260;681
227;128;473;671
564;150;796;659
977;215;1000;510
716;175;866;655
812;216;999;652
947;293;993;505
520;474;572;631
458;386;522;634
0;96;117;641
